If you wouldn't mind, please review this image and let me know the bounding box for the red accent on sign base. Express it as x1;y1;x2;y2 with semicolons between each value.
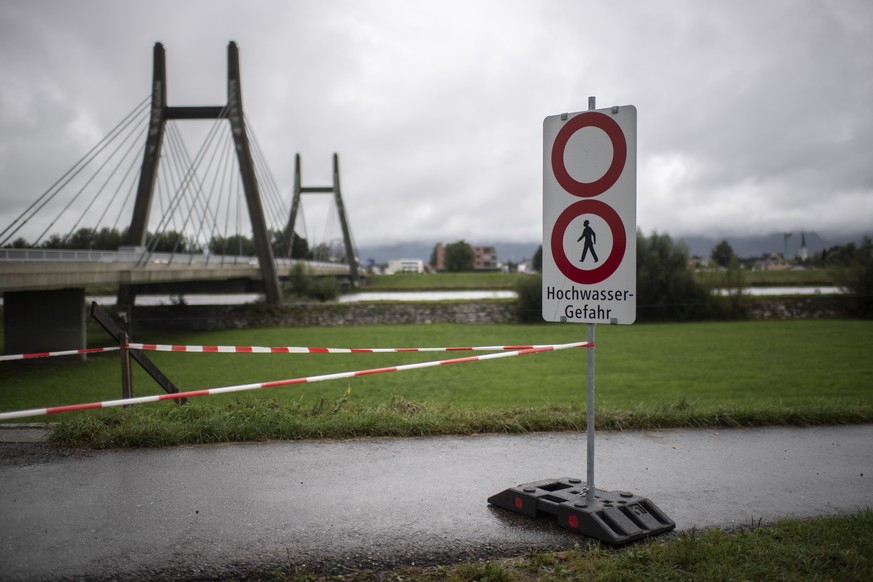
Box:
568;515;580;529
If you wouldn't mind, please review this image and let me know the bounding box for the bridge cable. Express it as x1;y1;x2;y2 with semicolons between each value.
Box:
189;113;241;258
245;116;290;250
209;127;236;264
161;123;202;261
165;120;220;261
321;197;339;261
137;111;229;266
34;105;149;246
155;137;181;236
217;138;240;263
245;114;288;226
161;119;227;263
186;122;236;263
59;117;148;245
0;96;150;246
100;140;146;235
147;123;188;254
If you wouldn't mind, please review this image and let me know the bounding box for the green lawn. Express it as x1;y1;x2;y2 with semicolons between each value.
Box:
2;320;870;415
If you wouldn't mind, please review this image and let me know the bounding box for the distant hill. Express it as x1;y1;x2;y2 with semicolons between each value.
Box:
357;232;868;266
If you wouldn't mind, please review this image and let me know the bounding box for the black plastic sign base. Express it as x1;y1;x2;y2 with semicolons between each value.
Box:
488;477;675;544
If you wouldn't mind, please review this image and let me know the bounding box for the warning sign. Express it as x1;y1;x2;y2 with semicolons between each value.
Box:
542;106;636;324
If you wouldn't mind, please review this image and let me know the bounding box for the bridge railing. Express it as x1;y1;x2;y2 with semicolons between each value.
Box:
0;248;257;264
0;248;134;263
0;248;352;274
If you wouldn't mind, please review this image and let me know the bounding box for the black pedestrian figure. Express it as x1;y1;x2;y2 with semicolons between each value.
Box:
577;220;598;263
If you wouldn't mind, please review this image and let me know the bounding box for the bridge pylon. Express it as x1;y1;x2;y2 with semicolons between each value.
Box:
286;153;360;287
118;42;283;306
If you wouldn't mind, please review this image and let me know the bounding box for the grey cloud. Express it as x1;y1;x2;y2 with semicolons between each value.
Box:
0;0;870;249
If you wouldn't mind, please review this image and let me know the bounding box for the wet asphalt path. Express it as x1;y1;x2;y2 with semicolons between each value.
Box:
1;425;872;580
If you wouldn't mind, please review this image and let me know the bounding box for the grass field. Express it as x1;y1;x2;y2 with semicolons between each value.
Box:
1;319;870;410
1;320;871;443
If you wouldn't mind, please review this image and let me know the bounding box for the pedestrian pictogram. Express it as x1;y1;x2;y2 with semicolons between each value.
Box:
551;199;626;286
577;220;598;263
542;105;637;324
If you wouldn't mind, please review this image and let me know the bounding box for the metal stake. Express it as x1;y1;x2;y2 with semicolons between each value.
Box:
120;332;133;401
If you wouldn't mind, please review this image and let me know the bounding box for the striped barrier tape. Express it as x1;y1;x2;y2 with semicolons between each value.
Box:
126;342;561;354
0;341;591;421
1;342;580;361
0;346;121;362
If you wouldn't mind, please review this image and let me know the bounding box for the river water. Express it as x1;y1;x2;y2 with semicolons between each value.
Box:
711;286;841;296
67;286;843;306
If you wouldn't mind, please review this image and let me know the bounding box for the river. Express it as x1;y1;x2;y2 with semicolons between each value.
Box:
62;286;843;306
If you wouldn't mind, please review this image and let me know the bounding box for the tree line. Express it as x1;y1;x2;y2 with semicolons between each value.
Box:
709;238;869;270
3;227;314;259
517;231;873;321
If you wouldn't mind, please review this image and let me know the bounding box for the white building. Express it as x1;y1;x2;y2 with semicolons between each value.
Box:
385;259;424;274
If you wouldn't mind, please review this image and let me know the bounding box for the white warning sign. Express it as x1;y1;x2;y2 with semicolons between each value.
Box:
542;106;637;324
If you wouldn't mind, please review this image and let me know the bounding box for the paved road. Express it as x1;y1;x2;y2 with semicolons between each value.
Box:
1;425;871;580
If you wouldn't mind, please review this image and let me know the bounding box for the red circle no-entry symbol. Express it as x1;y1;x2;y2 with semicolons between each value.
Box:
550;200;626;285
550;111;627;198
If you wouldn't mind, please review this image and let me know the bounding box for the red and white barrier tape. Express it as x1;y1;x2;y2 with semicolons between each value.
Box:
127;342;559;354
0;341;590;421
0;346;120;362
2;342;577;361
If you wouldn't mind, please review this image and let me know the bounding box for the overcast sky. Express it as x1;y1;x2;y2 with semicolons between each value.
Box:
1;0;871;250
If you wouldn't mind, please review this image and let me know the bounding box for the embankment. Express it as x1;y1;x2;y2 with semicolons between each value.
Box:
124;295;855;331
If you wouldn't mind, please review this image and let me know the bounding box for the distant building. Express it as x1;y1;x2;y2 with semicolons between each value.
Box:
687;255;709;270
473;245;498;270
431;243;499;271
752;252;791;271
385;259;424;274
433;243;445;271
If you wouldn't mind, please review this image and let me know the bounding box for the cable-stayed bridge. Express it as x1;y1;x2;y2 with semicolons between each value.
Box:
1;42;361;354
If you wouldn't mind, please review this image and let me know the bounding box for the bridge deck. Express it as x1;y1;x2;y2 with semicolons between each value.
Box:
0;250;350;293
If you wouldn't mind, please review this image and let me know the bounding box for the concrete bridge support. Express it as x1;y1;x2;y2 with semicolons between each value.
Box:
3;289;86;356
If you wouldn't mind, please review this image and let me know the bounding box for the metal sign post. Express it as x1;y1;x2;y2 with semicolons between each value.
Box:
584;99;596;507
586;322;595;504
488;97;675;544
